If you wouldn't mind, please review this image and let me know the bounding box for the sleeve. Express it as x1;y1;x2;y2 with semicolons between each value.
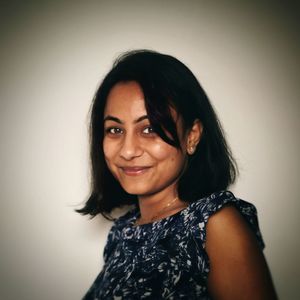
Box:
189;191;265;251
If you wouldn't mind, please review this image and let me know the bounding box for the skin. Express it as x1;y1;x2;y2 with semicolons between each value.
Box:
103;81;201;221
206;205;278;299
103;80;277;298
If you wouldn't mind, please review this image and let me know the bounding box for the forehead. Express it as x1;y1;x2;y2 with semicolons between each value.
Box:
104;81;146;117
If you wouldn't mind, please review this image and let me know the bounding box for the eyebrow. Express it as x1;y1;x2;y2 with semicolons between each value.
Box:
103;115;149;124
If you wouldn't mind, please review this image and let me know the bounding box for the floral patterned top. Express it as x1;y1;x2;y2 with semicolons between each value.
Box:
83;191;265;299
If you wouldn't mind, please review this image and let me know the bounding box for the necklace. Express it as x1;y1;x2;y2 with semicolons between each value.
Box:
135;196;181;226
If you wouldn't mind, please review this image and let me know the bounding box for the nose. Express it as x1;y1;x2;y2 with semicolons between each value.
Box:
119;133;143;160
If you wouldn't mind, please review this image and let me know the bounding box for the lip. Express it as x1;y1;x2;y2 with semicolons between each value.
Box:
120;166;151;176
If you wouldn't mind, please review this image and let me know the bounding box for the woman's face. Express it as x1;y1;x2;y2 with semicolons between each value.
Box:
103;81;188;198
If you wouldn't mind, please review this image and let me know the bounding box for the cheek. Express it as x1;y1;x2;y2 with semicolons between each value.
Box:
149;143;171;160
150;143;181;163
103;139;116;162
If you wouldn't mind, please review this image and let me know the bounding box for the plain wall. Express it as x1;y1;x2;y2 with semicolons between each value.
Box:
0;1;299;299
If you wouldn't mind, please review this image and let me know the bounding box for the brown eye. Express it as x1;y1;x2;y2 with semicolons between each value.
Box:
142;126;155;134
105;127;123;134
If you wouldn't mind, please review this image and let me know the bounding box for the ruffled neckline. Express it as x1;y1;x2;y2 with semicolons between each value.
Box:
119;191;234;241
123;199;199;233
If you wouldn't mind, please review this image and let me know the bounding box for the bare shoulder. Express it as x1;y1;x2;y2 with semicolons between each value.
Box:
206;204;259;248
205;204;277;300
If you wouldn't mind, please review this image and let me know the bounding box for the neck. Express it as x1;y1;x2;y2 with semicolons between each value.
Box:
136;188;187;224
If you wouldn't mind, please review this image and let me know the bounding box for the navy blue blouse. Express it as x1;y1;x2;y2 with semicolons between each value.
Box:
83;191;265;299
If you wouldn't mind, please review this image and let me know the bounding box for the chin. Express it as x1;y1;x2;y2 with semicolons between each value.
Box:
119;182;152;196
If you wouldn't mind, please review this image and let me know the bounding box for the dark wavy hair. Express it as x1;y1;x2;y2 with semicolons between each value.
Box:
76;50;238;220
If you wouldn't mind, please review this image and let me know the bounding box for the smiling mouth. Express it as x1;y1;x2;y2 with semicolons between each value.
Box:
120;167;151;176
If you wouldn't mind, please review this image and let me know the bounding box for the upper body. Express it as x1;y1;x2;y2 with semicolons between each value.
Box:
77;50;277;299
83;191;276;299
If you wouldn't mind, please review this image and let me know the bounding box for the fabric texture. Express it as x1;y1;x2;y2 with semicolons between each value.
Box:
83;191;265;299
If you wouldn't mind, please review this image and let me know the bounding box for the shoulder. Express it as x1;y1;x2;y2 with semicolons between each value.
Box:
206;204;261;251
187;191;265;249
110;205;138;228
103;206;137;262
204;202;277;299
190;190;256;217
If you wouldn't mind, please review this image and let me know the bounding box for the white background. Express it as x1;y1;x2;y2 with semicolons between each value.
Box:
0;1;299;299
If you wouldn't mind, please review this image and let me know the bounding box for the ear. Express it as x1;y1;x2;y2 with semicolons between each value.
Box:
186;119;203;155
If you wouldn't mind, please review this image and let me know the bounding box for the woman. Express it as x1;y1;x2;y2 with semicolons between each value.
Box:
77;50;277;299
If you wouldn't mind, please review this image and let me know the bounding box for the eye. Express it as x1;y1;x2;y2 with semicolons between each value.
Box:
105;127;123;135
142;126;155;134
